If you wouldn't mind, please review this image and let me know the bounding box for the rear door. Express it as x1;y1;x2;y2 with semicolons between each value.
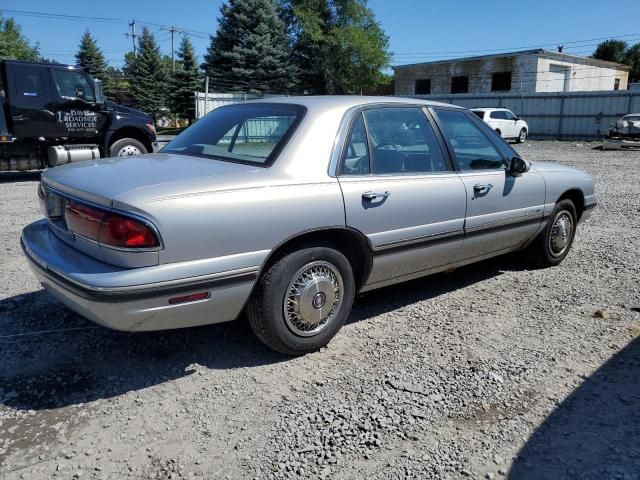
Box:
6;62;57;139
338;106;468;288
49;67;107;139
432;108;545;258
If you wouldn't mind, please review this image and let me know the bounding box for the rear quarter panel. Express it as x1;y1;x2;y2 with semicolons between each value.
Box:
131;178;346;271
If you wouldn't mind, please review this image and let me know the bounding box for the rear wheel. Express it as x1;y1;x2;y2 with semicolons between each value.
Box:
247;246;355;356
525;200;577;267
495;129;502;137
517;128;527;143
109;138;147;158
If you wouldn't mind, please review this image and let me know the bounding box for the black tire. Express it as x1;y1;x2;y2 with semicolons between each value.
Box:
525;200;577;268
247;245;355;356
108;138;147;157
516;128;527;144
495;129;502;137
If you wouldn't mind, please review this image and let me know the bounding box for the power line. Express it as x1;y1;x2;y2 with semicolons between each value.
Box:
391;33;640;57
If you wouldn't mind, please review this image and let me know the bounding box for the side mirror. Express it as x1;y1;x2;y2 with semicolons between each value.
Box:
93;78;106;106
509;156;529;176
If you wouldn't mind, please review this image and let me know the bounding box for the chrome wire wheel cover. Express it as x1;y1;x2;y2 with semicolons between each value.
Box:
117;144;142;157
519;130;527;142
283;261;344;337
549;210;574;257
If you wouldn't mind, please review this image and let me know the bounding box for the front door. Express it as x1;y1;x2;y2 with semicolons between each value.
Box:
338;106;468;289
433;108;545;258
49;68;107;140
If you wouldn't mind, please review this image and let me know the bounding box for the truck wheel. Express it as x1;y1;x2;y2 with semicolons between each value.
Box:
247;245;355;356
109;138;147;157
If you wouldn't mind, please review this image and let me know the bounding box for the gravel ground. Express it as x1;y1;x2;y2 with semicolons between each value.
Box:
1;141;639;480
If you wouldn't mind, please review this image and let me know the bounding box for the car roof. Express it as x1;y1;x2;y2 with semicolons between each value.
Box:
247;95;464;113
471;107;511;112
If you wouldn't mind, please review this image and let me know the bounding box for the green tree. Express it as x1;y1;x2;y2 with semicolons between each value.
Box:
593;39;628;63
75;30;115;97
171;36;201;124
622;43;640;83
0;14;40;60
127;27;168;120
283;0;390;94
202;0;297;93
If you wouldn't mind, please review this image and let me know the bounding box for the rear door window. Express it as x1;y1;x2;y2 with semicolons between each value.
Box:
9;64;51;108
363;107;448;174
341;113;370;175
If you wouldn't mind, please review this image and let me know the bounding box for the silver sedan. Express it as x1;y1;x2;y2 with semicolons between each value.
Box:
21;96;597;355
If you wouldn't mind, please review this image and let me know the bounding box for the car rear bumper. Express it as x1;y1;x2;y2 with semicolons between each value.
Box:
21;220;258;331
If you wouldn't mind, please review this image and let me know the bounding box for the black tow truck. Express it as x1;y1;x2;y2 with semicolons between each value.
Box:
0;59;158;172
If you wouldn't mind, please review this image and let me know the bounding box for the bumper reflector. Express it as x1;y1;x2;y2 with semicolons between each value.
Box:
168;292;210;305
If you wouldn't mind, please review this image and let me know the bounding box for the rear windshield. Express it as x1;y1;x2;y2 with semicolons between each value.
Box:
472;110;485;119
162;103;306;166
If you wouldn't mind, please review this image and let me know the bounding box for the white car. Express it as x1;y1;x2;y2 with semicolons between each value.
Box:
472;108;528;143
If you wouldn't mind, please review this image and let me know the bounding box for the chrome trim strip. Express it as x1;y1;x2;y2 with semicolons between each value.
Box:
373;229;463;252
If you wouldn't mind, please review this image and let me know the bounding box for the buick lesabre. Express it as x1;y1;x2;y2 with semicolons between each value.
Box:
21;97;597;355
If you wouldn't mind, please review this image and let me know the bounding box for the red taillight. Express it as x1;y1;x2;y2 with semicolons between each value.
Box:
101;215;158;248
64;201;159;249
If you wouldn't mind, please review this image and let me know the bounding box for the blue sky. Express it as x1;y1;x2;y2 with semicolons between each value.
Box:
3;0;640;68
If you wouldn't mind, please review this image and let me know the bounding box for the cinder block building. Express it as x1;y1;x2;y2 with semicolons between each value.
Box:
394;49;630;95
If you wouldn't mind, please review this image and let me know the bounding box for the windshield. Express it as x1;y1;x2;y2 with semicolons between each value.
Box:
162;103;306;166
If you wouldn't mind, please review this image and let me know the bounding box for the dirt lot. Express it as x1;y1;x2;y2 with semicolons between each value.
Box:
1;141;639;480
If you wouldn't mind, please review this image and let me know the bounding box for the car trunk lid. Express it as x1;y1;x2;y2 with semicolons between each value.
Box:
42;152;262;207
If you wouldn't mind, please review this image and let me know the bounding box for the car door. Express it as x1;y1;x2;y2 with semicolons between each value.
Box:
338;106;468;289
502;110;520;137
488;110;508;137
431;108;545;259
49;67;107;140
6;62;58;139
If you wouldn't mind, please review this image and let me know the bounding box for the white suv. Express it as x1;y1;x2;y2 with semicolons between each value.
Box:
472;108;528;143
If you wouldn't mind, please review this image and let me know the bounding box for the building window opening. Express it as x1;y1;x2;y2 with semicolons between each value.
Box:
415;78;431;95
491;72;512;91
451;76;469;94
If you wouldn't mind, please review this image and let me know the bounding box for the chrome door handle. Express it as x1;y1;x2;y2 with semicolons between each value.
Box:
473;183;493;193
362;191;390;201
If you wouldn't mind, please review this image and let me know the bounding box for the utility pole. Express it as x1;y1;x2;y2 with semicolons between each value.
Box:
161;26;178;73
126;20;138;55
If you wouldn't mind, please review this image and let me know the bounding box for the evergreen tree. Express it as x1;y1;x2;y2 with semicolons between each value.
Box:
593;40;628;64
622;43;640;83
282;0;390;94
75;30;114;97
171;36;201;124
127;27;168;120
202;0;297;93
0;14;40;60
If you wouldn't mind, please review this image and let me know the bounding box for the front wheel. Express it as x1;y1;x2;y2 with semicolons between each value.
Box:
247;246;355;356
525;200;577;268
108;138;147;158
517;128;527;143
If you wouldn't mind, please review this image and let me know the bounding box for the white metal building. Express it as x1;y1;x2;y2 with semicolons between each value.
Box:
394;49;630;96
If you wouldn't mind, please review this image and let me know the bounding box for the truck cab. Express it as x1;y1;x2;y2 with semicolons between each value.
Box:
0;60;158;171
